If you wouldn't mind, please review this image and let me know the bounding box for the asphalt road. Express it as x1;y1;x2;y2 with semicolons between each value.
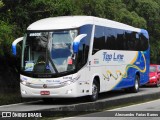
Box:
61;99;160;120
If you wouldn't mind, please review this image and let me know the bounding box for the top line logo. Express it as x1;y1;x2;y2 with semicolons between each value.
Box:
103;52;124;62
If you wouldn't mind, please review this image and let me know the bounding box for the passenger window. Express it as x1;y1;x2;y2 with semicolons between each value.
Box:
105;28;116;50
115;29;124;50
77;25;92;70
139;34;149;51
92;26;149;52
124;31;130;50
92;26;105;54
134;33;140;50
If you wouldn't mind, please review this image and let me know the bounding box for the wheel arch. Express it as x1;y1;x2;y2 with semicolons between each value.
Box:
89;75;100;101
90;74;101;93
135;70;140;84
94;76;100;92
135;71;140;77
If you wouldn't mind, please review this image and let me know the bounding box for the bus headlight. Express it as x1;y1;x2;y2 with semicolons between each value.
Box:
21;80;31;86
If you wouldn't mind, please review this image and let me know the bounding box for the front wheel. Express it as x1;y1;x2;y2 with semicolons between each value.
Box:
130;75;140;93
89;80;99;102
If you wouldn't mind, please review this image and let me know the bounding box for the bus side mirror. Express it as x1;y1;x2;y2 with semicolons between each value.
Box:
72;34;87;53
12;37;23;56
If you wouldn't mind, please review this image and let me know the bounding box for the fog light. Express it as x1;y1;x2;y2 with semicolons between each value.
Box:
66;90;72;94
22;81;27;85
21;90;27;94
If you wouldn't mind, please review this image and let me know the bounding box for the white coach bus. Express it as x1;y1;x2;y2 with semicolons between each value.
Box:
12;16;150;101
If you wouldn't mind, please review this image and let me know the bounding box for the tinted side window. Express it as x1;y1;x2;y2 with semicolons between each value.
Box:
125;31;133;50
121;31;149;51
77;25;93;69
105;28;116;50
134;33;140;50
115;29;124;50
92;26;149;52
128;32;137;50
92;26;105;54
139;33;149;51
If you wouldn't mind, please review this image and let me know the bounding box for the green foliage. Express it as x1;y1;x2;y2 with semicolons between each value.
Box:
115;9;147;28
0;20;14;56
0;0;159;63
135;0;159;20
124;0;160;63
0;0;4;7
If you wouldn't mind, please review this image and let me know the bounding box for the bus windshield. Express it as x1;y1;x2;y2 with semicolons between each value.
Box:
21;29;78;74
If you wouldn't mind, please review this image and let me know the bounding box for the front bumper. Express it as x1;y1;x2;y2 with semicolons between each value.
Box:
20;82;86;98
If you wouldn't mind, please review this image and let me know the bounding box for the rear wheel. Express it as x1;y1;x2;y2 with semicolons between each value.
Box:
130;75;140;93
89;80;99;102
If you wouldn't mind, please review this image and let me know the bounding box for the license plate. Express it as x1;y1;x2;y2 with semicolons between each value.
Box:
40;91;50;95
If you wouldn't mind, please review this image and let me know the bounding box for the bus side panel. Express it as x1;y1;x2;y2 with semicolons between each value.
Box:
90;25;149;92
113;50;149;90
90;50;140;92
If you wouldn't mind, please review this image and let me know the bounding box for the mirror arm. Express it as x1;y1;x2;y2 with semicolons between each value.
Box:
12;37;23;55
72;34;87;53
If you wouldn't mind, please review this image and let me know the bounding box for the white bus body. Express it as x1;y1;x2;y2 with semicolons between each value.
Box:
12;16;150;101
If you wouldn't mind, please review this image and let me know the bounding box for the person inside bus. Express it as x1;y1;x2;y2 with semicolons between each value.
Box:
33;55;46;73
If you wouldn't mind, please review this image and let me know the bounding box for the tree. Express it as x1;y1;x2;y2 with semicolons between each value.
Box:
0;0;159;63
123;0;160;63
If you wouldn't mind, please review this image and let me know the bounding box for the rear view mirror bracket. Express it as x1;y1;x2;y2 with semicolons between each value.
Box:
12;37;23;56
72;34;87;53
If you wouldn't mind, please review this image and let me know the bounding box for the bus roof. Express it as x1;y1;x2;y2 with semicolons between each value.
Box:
27;16;143;33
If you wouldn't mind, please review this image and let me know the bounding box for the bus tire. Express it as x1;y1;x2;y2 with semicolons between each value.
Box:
89;80;99;102
130;75;140;93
